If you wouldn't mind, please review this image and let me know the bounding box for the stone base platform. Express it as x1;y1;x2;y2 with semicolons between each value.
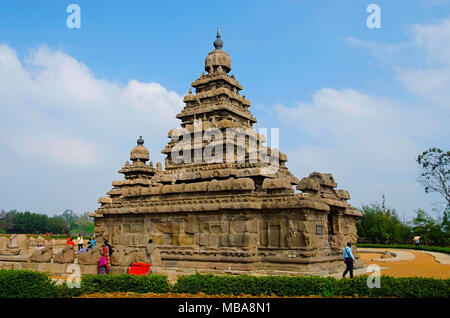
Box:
0;260;98;276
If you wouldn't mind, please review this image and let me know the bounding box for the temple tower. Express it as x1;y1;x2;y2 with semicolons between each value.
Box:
91;31;362;277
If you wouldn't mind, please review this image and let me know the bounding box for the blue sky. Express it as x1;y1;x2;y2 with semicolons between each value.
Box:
0;0;449;219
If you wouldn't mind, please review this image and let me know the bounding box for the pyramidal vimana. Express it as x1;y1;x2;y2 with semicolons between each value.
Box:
90;30;362;276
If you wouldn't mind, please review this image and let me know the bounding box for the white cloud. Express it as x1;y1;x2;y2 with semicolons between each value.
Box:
276;88;431;175
347;19;450;108
396;67;450;107
0;43;184;214
0;44;183;168
276;19;450;217
277;87;446;216
16;136;99;167
345;37;408;66
412;19;450;66
394;19;450;108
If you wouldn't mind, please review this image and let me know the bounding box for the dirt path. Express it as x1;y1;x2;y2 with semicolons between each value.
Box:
359;250;450;278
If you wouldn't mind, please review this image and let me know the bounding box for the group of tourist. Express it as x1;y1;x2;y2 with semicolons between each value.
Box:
63;234;112;274
65;234;96;252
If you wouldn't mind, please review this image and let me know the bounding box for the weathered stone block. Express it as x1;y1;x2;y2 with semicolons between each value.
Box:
262;178;292;190
78;246;102;265
53;245;75;264
335;189;350;200
199;233;209;246
297;177;321;192
184;222;198;234
138;233;150;245
0;237;7;250
315;224;324;235
150;235;164;245
228;234;248;247
26;262;38;271
231;221;246;233
177;234;195;246
245;219;258;233
209;221;227;233
80;264;98;274
7;234;28;249
199;222;209;233
219;234;229;246
30;246;53;263
37;263;67;274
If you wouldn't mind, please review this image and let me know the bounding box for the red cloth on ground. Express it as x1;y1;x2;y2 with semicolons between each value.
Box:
128;263;151;275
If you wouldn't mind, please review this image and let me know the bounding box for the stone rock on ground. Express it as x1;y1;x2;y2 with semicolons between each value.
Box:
78;246;102;265
6;234;28;249
381;251;395;258
0;237;8;250
53;245;75;263
30;246;53;263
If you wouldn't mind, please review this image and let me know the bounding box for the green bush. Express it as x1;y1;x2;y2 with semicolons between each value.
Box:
356;243;450;254
57;274;171;297
173;273;450;298
81;274;170;294
1;270;449;298
0;270;59;298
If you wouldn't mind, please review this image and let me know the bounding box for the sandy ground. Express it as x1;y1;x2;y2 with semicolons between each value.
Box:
358;250;450;279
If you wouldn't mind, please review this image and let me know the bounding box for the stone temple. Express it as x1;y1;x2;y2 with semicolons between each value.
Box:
91;30;362;276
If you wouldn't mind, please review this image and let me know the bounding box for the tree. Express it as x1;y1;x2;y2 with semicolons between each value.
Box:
416;148;450;207
47;215;70;234
61;209;78;225
411;209;449;246
69;212;94;235
357;203;411;244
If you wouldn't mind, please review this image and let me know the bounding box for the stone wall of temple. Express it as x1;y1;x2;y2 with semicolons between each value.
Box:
94;202;360;275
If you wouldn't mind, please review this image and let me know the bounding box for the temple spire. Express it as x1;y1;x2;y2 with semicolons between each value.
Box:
213;27;223;50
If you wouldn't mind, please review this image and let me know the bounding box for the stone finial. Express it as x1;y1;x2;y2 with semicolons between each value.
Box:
156;162;162;173
189;88;192;95
205;28;231;73
214;27;223;49
137;136;144;145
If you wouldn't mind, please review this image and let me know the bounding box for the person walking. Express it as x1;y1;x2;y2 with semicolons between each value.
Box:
76;234;84;251
102;240;113;274
98;249;107;274
414;236;421;249
342;241;355;279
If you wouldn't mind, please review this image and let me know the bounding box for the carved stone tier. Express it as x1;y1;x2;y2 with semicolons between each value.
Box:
92;31;362;277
